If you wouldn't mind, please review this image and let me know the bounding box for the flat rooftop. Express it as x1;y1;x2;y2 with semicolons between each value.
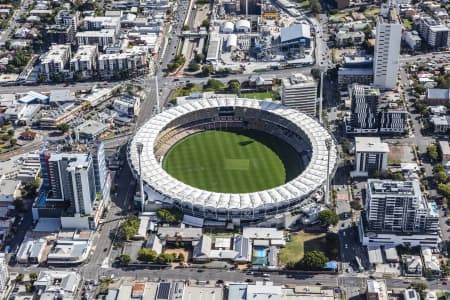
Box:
355;137;389;153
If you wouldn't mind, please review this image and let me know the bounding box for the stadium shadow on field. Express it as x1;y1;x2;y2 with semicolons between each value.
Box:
239;140;254;146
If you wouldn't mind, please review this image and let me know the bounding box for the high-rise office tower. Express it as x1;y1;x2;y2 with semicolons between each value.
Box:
373;3;402;90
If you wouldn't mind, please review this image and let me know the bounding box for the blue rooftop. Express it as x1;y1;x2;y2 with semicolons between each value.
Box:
280;23;311;43
324;261;338;269
427;88;450;100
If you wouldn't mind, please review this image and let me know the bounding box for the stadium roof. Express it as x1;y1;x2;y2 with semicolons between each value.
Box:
129;98;337;211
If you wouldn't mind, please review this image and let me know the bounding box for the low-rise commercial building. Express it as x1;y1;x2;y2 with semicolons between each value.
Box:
425;88;450;105
430;115;450;133
403;255;423;277
76;120;108;140
34;271;80;298
402;31;422;50
367;280;388;300
113;95;141;117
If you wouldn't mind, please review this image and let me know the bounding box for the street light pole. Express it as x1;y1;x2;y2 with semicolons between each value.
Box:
319;70;324;124
136;142;145;212
325;138;332;207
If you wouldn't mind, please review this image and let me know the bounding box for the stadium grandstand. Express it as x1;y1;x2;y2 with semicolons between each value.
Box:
128;97;337;222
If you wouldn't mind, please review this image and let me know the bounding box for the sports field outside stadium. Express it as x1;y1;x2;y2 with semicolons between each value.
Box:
162;129;304;193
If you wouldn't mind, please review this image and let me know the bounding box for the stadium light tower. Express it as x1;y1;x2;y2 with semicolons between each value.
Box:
318;70;324;124
324;138;332;207
136;142;145;212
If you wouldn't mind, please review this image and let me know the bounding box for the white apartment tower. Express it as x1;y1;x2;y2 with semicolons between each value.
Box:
351;137;389;177
373;3;402;90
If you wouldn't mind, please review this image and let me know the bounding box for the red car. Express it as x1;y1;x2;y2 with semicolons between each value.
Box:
443;279;448;285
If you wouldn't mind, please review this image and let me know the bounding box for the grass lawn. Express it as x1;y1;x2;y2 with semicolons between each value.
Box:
297;0;310;8
363;8;380;19
163;129;303;193
171;85;203;100
403;19;413;31
241;91;280;100
279;232;326;265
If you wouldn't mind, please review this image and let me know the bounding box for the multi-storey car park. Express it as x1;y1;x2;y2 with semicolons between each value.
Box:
128;97;337;222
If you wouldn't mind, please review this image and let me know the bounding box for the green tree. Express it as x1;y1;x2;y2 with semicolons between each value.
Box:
350;200;362;210
167;63;177;72
56;123;70;133
182;25;190;31
201;65;213;76
29;272;38;282
413;82;426;94
310;0;322;13
16;273;24;282
156;208;183;223
21;178;41;199
13;199;24;211
310;68;321;80
185;82;196;90
25;282;32;293
427;144;439;161
438;184;450;198
434;164;445;173
318;210;339;226
156;253;175;263
73;71;83;82
188;63;200;72
195;53;205;63
227;79;241;94
363;24;373;38
10;138;17;146
205;79;224;91
298;251;328;270
411;282;428;298
174;55;186;66
117;254;131;265
325;233;339;258
137;248;157;262
435;171;448;184
120;215;140;240
178;253;185;261
201;18;210;28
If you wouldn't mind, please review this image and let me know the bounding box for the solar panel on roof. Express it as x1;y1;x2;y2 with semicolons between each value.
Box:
156;282;171;300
